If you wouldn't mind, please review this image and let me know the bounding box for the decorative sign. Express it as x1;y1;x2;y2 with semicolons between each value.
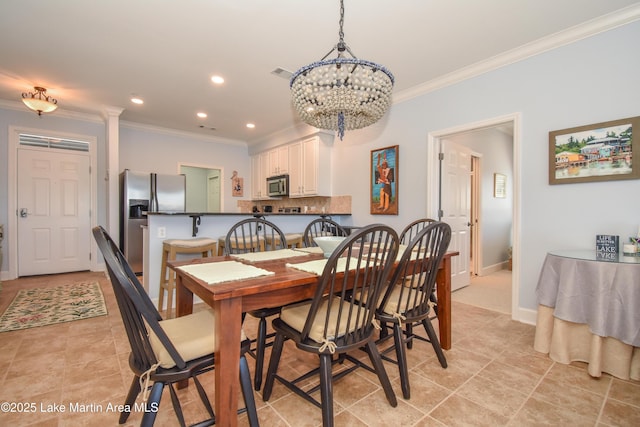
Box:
595;234;619;261
231;170;243;197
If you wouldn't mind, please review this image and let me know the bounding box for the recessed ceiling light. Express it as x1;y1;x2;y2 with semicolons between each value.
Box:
197;112;207;118
246;123;255;129
211;75;225;84
130;96;144;105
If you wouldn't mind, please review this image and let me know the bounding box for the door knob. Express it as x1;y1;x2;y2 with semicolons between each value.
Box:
19;208;28;218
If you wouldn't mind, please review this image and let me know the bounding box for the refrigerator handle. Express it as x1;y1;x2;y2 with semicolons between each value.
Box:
150;173;158;212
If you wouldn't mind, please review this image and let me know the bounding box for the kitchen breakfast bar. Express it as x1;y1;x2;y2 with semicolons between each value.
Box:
143;211;353;303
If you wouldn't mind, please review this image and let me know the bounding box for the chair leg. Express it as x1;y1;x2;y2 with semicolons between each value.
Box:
262;332;285;401
422;318;447;368
393;323;411;399
254;316;267;391
119;376;141;423
239;354;260;427
193;376;215;421
168;383;187;427
319;354;334;427
140;381;164;427
365;340;397;408
406;322;414;349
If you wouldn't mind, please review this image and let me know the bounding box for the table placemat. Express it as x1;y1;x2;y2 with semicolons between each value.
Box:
177;260;274;285
286;257;359;275
293;246;324;254
231;249;309;263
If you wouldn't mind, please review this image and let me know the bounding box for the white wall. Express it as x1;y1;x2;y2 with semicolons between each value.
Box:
119;125;251;213
329;20;640;314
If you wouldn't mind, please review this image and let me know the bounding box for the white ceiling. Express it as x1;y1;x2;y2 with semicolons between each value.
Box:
1;1;639;145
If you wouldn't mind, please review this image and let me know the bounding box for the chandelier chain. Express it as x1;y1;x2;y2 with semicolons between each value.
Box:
338;0;345;44
290;0;394;140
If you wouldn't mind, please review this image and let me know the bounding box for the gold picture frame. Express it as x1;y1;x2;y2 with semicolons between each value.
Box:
549;116;639;184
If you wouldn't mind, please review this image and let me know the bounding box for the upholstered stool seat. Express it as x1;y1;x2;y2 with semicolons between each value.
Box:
218;235;266;255
265;233;303;249
159;237;217;317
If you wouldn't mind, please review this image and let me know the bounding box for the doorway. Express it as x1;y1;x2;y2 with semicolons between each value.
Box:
428;113;519;318
179;164;223;213
7;127;98;280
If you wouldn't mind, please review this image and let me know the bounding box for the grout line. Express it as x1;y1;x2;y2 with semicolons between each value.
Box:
595;377;613;426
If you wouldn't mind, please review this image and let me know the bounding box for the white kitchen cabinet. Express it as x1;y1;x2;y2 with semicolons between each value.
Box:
288;136;331;197
251;152;271;199
267;145;289;177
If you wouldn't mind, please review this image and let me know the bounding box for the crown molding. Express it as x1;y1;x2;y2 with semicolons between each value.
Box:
393;4;640;104
119;120;248;147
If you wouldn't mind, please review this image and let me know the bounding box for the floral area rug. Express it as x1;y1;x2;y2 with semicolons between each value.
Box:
0;282;107;332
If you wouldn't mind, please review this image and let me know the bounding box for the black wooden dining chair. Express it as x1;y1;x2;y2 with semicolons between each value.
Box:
302;217;348;247
224;217;288;391
93;226;259;427
399;218;437;245
375;221;451;399
262;224;400;427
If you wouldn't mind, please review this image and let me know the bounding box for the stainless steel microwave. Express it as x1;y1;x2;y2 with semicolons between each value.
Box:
267;174;289;197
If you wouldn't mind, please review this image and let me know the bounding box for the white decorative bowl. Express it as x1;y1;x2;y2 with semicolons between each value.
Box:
313;236;347;258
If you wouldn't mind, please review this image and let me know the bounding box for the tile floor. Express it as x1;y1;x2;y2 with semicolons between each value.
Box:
0;271;638;426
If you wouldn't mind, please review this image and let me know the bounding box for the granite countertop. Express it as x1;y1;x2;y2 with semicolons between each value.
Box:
146;211;351;216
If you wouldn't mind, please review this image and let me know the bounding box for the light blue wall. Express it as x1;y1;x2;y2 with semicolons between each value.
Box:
329;20;640;312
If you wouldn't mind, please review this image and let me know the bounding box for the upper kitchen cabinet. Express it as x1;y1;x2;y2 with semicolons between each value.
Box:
288;135;331;198
267;145;289;177
251;151;270;199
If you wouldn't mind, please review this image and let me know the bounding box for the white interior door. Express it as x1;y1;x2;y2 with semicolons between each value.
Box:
207;175;221;212
17;148;91;276
441;140;472;291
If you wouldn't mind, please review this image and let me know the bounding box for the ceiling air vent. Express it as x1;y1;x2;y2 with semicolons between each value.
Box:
271;68;293;80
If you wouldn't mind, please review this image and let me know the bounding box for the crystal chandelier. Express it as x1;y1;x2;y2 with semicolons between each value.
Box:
21;86;58;116
290;0;394;140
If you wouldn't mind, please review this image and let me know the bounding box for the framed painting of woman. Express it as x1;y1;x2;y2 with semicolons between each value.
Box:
371;145;398;215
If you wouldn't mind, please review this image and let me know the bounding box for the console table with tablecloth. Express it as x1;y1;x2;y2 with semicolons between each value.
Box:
534;250;640;380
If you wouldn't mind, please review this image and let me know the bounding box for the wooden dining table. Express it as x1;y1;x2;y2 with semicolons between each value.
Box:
171;249;458;427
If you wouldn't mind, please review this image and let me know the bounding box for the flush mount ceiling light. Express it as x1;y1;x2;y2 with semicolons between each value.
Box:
21;86;58;116
290;0;394;140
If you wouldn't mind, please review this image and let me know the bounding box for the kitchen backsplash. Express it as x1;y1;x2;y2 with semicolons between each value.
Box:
237;195;351;214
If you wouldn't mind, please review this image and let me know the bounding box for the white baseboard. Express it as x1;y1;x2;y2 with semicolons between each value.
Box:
514;306;537;325
479;261;510;276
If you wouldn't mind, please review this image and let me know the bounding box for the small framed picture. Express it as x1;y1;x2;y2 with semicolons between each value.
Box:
494;173;506;198
549;116;639;184
371;145;398;215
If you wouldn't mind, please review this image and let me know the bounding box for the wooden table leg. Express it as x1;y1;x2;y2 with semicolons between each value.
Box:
213;297;242;427
436;256;452;350
175;275;194;317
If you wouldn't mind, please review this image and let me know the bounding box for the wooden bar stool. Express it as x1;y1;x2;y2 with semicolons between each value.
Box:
265;233;303;249
219;235;268;254
158;237;217;316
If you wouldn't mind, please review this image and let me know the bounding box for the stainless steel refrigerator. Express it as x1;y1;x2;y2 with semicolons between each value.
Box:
120;169;186;274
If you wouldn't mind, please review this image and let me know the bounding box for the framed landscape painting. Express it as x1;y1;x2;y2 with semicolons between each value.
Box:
371;145;398;215
549;116;639;184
